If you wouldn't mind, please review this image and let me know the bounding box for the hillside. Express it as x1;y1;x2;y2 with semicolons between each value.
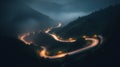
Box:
55;4;120;67
57;4;120;37
0;1;55;36
0;1;120;67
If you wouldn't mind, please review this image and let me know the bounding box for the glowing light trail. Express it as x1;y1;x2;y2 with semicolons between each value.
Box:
18;22;103;60
56;23;62;28
49;33;76;42
39;37;99;59
45;27;52;33
40;46;67;59
19;23;76;45
67;37;99;55
45;23;61;33
45;23;76;43
18;33;32;45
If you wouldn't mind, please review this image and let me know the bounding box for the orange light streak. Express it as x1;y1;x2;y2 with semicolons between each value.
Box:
18;33;32;45
39;36;99;59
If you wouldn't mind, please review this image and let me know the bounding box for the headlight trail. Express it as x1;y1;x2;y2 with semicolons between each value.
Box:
18;22;103;60
19;23;76;45
56;23;62;28
45;27;52;33
49;33;76;42
18;33;32;45
45;23;76;43
45;23;61;33
39;36;99;59
40;46;67;59
67;37;99;55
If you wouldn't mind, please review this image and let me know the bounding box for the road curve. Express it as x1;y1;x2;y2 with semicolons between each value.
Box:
39;37;99;59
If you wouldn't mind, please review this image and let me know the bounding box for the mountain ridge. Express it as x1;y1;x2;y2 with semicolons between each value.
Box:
57;4;120;37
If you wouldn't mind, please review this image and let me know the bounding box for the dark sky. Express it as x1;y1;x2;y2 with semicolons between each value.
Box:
24;0;120;23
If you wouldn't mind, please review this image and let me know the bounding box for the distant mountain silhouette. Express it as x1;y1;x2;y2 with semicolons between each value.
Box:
57;4;120;37
0;0;55;37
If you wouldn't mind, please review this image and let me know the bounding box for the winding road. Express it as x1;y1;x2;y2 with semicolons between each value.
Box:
39;37;99;59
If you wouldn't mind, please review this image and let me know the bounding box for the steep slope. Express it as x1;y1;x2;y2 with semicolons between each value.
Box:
57;4;120;37
0;0;55;36
56;4;120;67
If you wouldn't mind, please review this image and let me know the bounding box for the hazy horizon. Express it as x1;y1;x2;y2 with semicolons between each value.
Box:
24;0;120;23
